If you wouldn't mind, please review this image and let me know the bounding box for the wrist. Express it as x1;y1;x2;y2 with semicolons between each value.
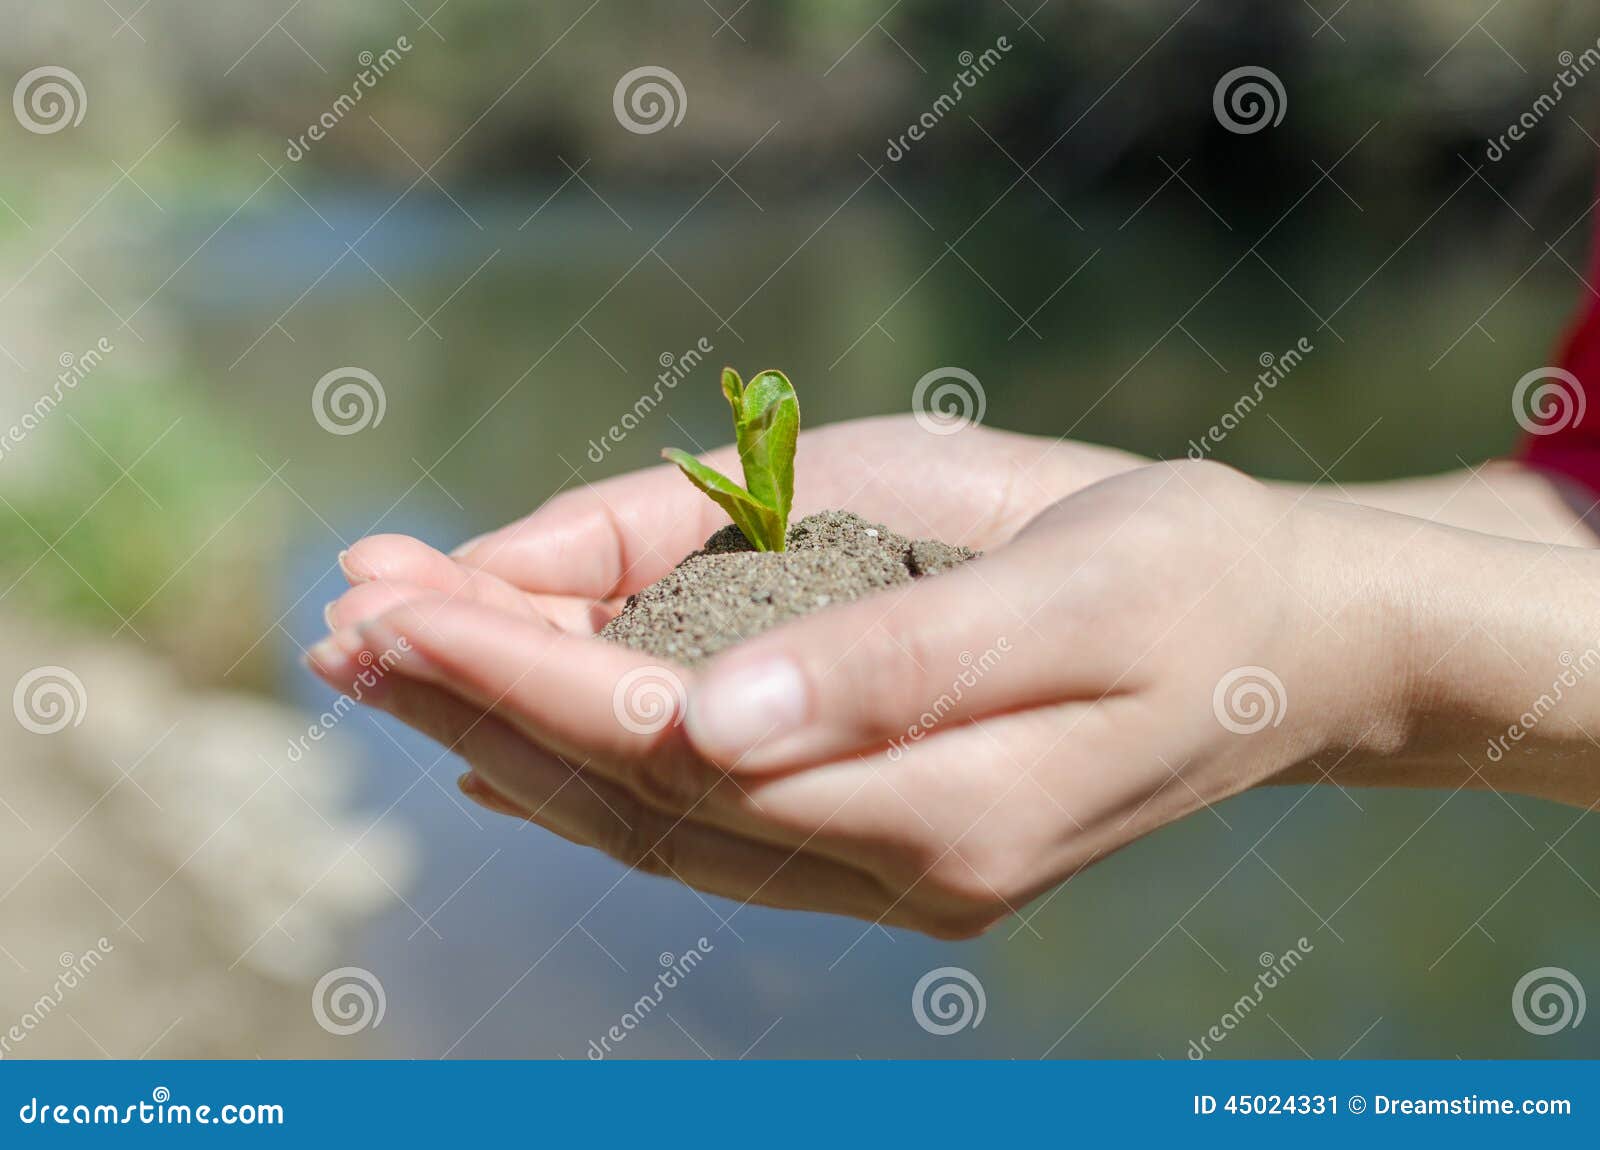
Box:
1274;497;1417;774
1291;498;1600;805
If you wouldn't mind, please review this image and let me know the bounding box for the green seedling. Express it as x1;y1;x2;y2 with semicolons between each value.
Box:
663;367;799;552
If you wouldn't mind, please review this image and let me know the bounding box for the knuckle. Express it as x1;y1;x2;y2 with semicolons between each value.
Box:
826;616;942;739
607;809;677;878
1158;457;1251;494
918;910;1005;942
384;680;495;761
1156;460;1269;525
381;680;454;742
626;749;716;815
875;834;950;893
926;843;1028;911
537;486;589;521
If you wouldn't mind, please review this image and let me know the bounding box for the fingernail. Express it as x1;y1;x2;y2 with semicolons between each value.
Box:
306;626;367;670
450;534;484;559
322;600;338;629
686;656;808;764
306;636;345;671
337;549;368;583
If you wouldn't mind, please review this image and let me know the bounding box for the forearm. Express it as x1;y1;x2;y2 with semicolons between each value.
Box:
1287;461;1599;548
1041;431;1597;548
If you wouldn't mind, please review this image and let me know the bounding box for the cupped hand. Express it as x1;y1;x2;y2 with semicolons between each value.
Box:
309;452;1405;939
329;415;1144;638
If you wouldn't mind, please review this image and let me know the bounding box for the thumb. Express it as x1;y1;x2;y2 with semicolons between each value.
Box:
683;535;1113;772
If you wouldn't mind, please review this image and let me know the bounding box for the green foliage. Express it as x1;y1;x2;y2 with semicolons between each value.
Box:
663;368;799;551
0;379;282;648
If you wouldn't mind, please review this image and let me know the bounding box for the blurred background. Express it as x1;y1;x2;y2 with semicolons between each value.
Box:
2;0;1599;1059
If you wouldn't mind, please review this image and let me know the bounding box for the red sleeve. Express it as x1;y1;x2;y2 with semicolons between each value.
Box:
1517;208;1600;491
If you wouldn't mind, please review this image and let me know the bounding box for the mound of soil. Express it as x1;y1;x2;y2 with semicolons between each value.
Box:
599;510;976;665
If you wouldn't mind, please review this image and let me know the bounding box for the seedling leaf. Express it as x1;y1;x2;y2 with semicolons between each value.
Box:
733;370;798;531
721;367;744;417
662;367;801;552
661;448;785;552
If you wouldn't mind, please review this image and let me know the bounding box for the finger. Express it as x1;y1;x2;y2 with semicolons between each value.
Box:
682;513;1140;773
451;463;732;599
338;533;599;633
332;596;936;882
308;621;1026;937
457;771;531;819
365;678;900;924
345;596;694;766
326;579;448;632
339;598;833;841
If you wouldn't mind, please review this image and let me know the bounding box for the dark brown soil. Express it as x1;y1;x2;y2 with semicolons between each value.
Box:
599;510;976;665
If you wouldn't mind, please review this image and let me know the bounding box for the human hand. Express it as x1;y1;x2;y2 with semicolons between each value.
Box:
309;458;1418;938
327;415;1144;640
